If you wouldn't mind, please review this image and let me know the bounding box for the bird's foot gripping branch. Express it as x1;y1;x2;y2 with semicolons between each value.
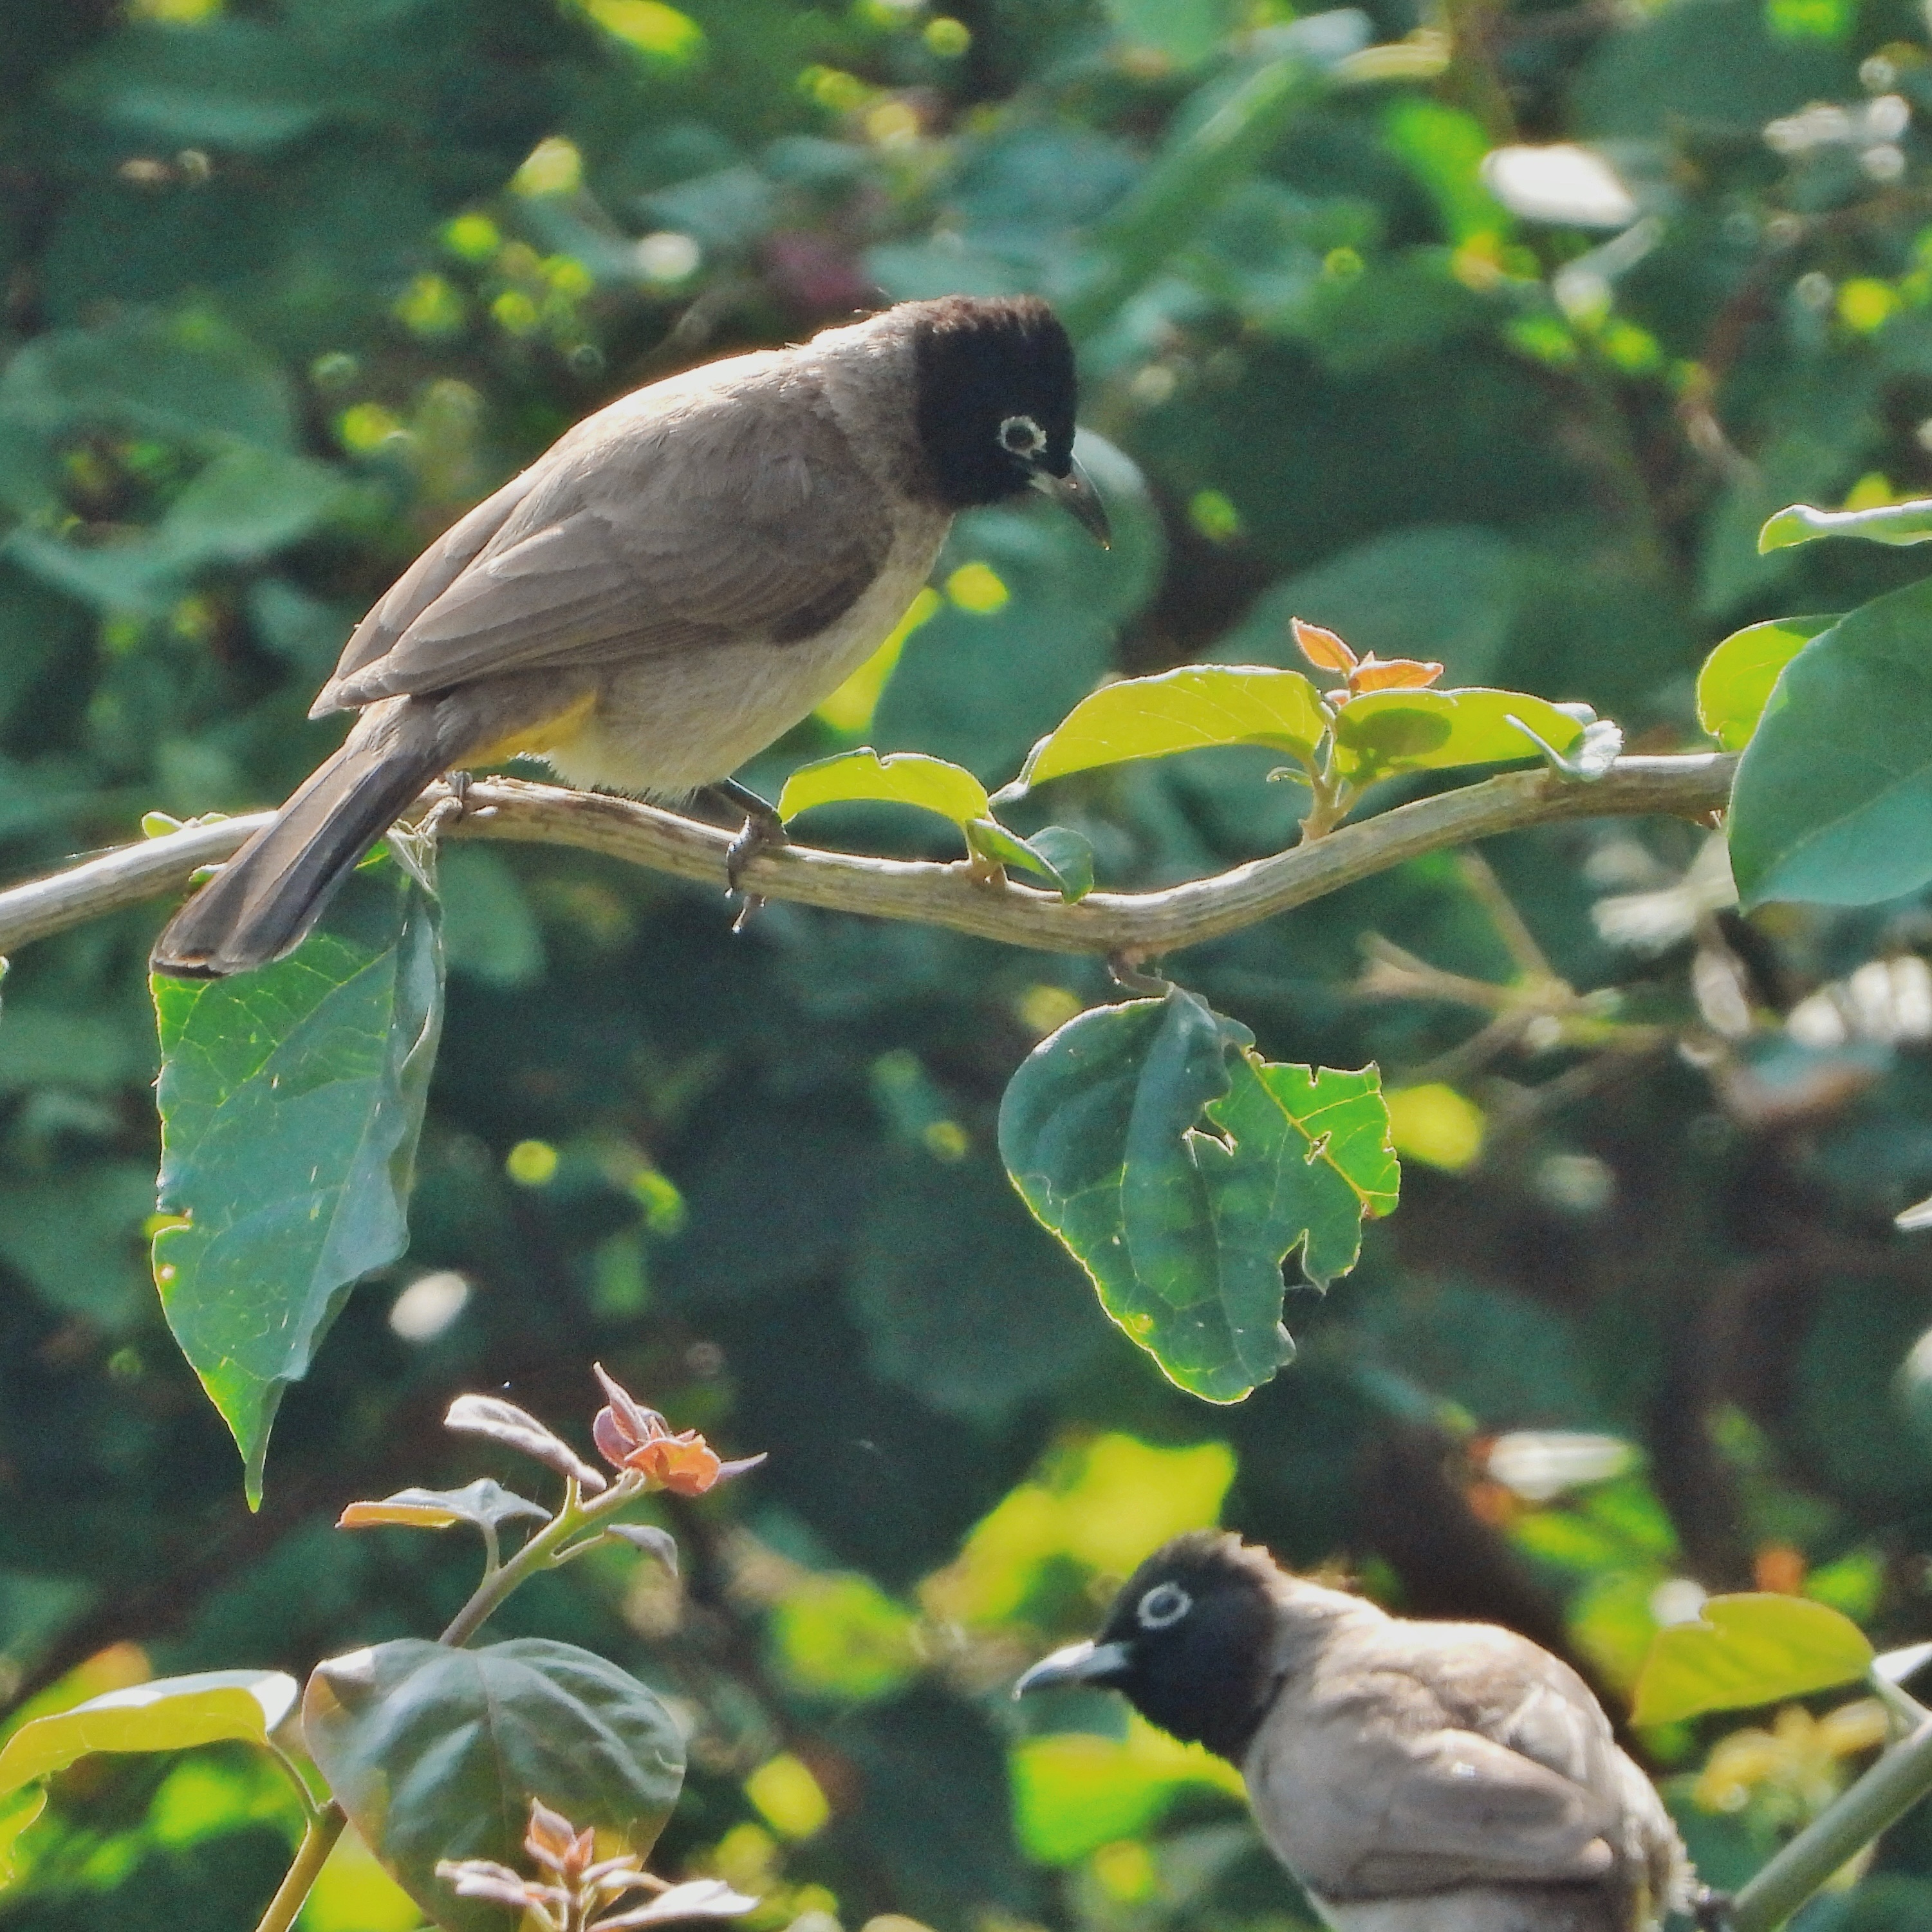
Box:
0;1367;762;1932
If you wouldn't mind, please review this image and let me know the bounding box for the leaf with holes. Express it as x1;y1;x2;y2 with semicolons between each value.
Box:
152;857;443;1505
304;1638;685;1932
1633;1595;1874;1727
998;989;1397;1402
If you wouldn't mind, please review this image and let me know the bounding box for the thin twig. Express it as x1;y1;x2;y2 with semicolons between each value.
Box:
0;754;1736;964
252;1805;346;1932
1731;1716;1932;1931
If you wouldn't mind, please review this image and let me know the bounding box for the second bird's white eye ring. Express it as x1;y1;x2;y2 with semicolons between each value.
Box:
1137;1581;1192;1630
999;414;1047;457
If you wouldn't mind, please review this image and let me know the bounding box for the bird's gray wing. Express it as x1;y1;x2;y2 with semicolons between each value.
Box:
317;375;894;711
1250;1661;1623;1899
1347;1728;1617;1891
316;467;546;711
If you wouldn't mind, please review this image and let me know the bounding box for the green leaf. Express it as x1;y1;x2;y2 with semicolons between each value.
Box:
303;1637;685;1932
1695;616;1839;752
1061;46;1330;337
0;1670;299;1797
998;989;1398;1402
1026;826;1097;899
1012;1722;1243;1865
1330;687;1590;783
0;1787;44;1884
337;1479;550;1535
1632;1593;1875;1727
1016;665;1330;791
1759;497;1932;552
778;747;990;830
962;819;1095;900
152;859;445;1505
1729;577;1932;907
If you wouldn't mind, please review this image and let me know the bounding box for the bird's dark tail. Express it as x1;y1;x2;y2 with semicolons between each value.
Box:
150;712;448;979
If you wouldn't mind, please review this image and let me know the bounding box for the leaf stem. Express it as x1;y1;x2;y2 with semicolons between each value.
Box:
438;1474;643;1649
1731;1715;1932;1931
252;1803;346;1932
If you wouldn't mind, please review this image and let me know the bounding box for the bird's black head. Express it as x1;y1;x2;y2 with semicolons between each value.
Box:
908;295;1086;512
1016;1531;1282;1763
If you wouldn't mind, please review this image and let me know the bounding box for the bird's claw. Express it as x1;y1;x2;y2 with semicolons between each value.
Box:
1691;1887;1736;1930
716;790;786;931
724;807;786;894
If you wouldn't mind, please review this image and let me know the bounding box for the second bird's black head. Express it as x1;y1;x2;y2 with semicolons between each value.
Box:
1014;1531;1283;1763
907;295;1109;544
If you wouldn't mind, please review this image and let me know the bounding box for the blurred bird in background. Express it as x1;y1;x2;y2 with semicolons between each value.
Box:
1017;1531;1696;1932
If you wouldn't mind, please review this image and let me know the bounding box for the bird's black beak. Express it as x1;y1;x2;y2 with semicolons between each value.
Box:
1012;1637;1131;1698
1030;456;1111;549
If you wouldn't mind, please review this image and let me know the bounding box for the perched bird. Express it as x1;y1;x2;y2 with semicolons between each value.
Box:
1016;1532;1695;1932
151;295;1108;977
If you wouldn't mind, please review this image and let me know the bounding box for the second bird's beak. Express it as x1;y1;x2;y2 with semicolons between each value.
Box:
1013;1637;1131;1698
1030;456;1111;549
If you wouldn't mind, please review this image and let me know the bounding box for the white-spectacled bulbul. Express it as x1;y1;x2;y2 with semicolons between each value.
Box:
151;294;1108;977
1016;1532;1696;1932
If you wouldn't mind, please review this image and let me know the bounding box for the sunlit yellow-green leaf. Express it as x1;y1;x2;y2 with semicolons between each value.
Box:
1016;665;1330;790
778;747;990;830
0;1787;44;1883
1759;497;1932;552
1012;1712;1244;1864
1632;1593;1873;1727
0;1670;299;1797
1332;687;1588;782
770;1574;920;1702
1695;616;1838;752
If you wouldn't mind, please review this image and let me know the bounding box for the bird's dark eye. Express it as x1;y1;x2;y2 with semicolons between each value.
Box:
998;414;1047;458
1136;1581;1192;1630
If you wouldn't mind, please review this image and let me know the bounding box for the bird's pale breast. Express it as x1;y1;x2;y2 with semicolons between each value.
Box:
541;499;951;797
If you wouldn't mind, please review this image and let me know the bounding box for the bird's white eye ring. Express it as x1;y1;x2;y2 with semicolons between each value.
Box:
1137;1582;1192;1630
999;414;1047;457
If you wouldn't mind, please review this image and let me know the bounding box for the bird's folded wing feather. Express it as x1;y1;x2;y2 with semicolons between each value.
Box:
1352;1729;1617;1890
315;469;544;711
317;378;895;711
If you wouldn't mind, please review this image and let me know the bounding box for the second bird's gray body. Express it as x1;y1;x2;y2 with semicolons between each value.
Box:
1017;1535;1691;1932
1241;1575;1686;1932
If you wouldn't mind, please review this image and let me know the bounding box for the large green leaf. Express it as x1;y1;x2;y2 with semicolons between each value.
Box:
1695;615;1838;752
0;1670;299;1797
1729;577;1932;907
1016;665;1330;791
303;1638;685;1932
998;990;1398;1402
1632;1594;1874;1727
152;859;444;1505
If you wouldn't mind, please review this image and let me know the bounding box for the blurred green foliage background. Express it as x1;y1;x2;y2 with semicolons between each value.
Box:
10;0;1932;1925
